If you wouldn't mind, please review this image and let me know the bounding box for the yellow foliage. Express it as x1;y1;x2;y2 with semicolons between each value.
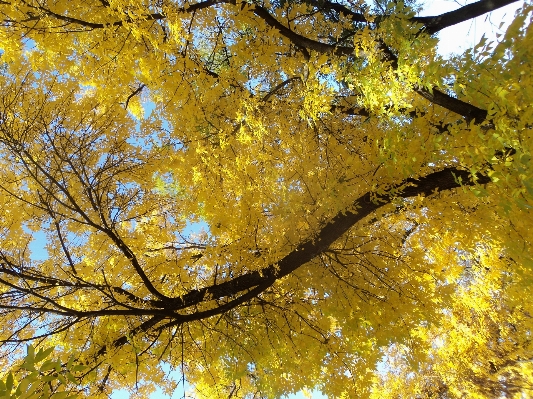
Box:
0;0;532;398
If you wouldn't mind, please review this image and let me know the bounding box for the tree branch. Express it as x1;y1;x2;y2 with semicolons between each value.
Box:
411;0;520;35
168;167;490;310
251;4;353;56
375;40;489;123
414;86;488;124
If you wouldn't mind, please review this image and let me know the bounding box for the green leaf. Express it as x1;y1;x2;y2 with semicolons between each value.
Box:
66;356;75;371
39;359;60;373
19;380;39;399
34;347;54;364
21;393;41;399
26;346;35;362
6;373;14;392
65;373;77;385
56;375;66;386
17;378;33;395
41;375;56;383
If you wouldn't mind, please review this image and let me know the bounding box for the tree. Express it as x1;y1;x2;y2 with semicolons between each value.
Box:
0;0;532;397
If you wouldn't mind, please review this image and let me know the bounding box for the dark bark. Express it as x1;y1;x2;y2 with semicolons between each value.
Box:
411;0;520;35
308;0;367;22
415;87;488;124
316;0;519;36
251;4;353;56
167;167;490;311
101;167;490;357
369;41;490;124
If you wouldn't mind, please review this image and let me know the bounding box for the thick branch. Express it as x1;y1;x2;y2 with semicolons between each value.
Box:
411;0;520;35
415;86;488;124
252;8;492;123
168;168;490;310
315;0;519;35
304;0;367;22
251;4;353;56
375;42;489;123
330;104;371;117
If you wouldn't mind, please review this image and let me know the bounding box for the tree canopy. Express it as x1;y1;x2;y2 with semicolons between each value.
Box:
0;0;532;397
